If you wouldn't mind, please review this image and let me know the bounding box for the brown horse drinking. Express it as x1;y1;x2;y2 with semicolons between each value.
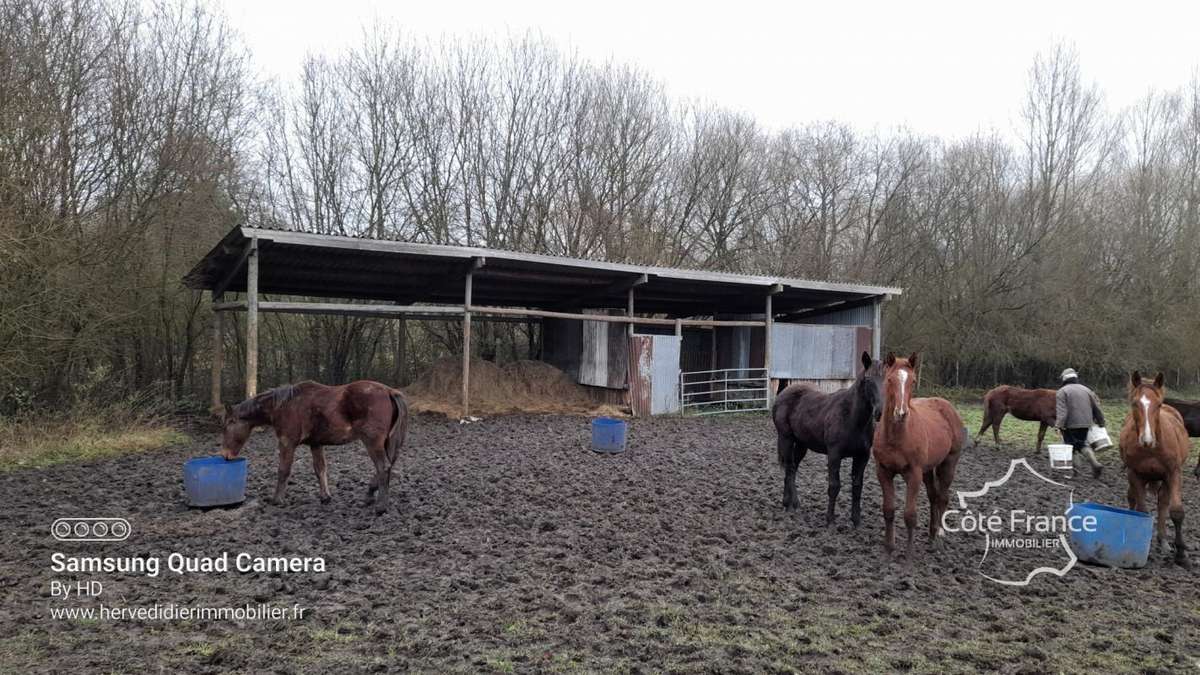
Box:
1120;372;1190;567
220;380;409;515
872;353;966;556
976;385;1056;451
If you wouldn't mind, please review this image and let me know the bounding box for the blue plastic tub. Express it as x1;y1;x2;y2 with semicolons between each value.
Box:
183;456;248;507
1067;502;1154;568
591;417;627;454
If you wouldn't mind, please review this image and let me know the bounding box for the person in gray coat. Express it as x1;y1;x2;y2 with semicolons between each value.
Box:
1055;368;1105;477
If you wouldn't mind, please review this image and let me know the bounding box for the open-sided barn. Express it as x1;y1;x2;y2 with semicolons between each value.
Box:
184;226;901;416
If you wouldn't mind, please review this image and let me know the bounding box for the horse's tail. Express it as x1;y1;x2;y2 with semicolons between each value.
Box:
386;390;409;465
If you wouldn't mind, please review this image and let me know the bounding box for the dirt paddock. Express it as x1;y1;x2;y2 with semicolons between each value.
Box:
1;413;1197;673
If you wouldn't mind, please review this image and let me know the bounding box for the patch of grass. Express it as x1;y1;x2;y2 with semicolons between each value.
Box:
0;630;47;667
309;621;360;644
180;642;218;658
0;405;186;472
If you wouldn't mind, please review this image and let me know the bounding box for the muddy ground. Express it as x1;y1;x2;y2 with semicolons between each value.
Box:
1;413;1197;673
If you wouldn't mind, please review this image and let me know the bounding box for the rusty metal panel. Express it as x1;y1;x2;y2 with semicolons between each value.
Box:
629;335;652;417
650;335;681;415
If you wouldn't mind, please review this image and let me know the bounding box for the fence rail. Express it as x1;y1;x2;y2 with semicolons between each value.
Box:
679;367;769;415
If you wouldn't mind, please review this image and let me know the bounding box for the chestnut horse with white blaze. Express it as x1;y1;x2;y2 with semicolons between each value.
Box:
872;353;966;556
219;380;409;515
1120;372;1190;567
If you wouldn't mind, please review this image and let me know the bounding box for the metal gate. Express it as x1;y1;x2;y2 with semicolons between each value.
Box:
679;367;769;415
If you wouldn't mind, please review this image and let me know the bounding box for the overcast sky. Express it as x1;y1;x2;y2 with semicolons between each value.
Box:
222;0;1200;140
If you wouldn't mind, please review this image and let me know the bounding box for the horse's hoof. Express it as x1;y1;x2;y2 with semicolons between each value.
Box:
1176;554;1191;569
1091;465;1103;479
319;495;332;505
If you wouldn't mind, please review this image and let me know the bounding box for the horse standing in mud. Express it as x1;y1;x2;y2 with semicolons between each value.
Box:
219;380;409;515
1162;396;1200;477
772;351;882;528
872;353;965;557
1121;372;1190;567
976;385;1056;451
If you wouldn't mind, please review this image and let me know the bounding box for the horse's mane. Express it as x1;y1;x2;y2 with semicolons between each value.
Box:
232;383;302;419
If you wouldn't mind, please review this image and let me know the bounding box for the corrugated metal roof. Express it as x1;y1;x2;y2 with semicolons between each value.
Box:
183;225;901;316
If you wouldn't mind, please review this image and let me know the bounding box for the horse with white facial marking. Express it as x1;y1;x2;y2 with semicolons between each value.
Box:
219;380;409;515
1120;372;1190;566
871;352;965;557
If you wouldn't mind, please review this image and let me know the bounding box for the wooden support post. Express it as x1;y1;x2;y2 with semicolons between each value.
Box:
463;273;472;419
462;257;482;419
245;238;259;399
763;291;772;401
626;287;635;339
395;318;407;386
210;292;223;413
872;296;885;359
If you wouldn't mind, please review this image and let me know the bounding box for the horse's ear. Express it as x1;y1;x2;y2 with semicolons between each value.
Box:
884;352;896;367
1130;371;1142;388
908;352;919;371
861;351;872;373
222;403;234;422
1153;372;1165;391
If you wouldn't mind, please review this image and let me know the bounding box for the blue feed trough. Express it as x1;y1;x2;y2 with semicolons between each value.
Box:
183;456;248;507
1067;502;1153;569
591;417;627;454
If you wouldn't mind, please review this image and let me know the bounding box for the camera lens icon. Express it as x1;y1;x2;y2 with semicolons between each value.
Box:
51;518;132;542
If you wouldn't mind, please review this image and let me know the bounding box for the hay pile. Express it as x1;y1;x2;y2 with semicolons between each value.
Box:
403;358;625;418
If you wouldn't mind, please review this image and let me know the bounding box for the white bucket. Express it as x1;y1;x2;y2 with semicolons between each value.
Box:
1048;444;1074;471
1087;425;1113;451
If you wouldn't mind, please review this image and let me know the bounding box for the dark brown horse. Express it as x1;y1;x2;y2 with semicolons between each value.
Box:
772;351;882;527
1121;373;1190;566
976;385;1056;450
220;380;409;515
1163;397;1200;477
872;353;965;557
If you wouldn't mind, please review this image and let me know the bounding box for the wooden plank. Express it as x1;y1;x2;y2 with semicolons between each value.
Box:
465;304;764;327
245;238;258;399
215;298;768;328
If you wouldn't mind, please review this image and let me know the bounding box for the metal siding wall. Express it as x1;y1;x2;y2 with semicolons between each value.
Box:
793;304;876;327
650;335;682;415
770;324;861;379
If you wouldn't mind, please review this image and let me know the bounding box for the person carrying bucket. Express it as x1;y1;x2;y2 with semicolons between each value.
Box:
1055;368;1106;477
